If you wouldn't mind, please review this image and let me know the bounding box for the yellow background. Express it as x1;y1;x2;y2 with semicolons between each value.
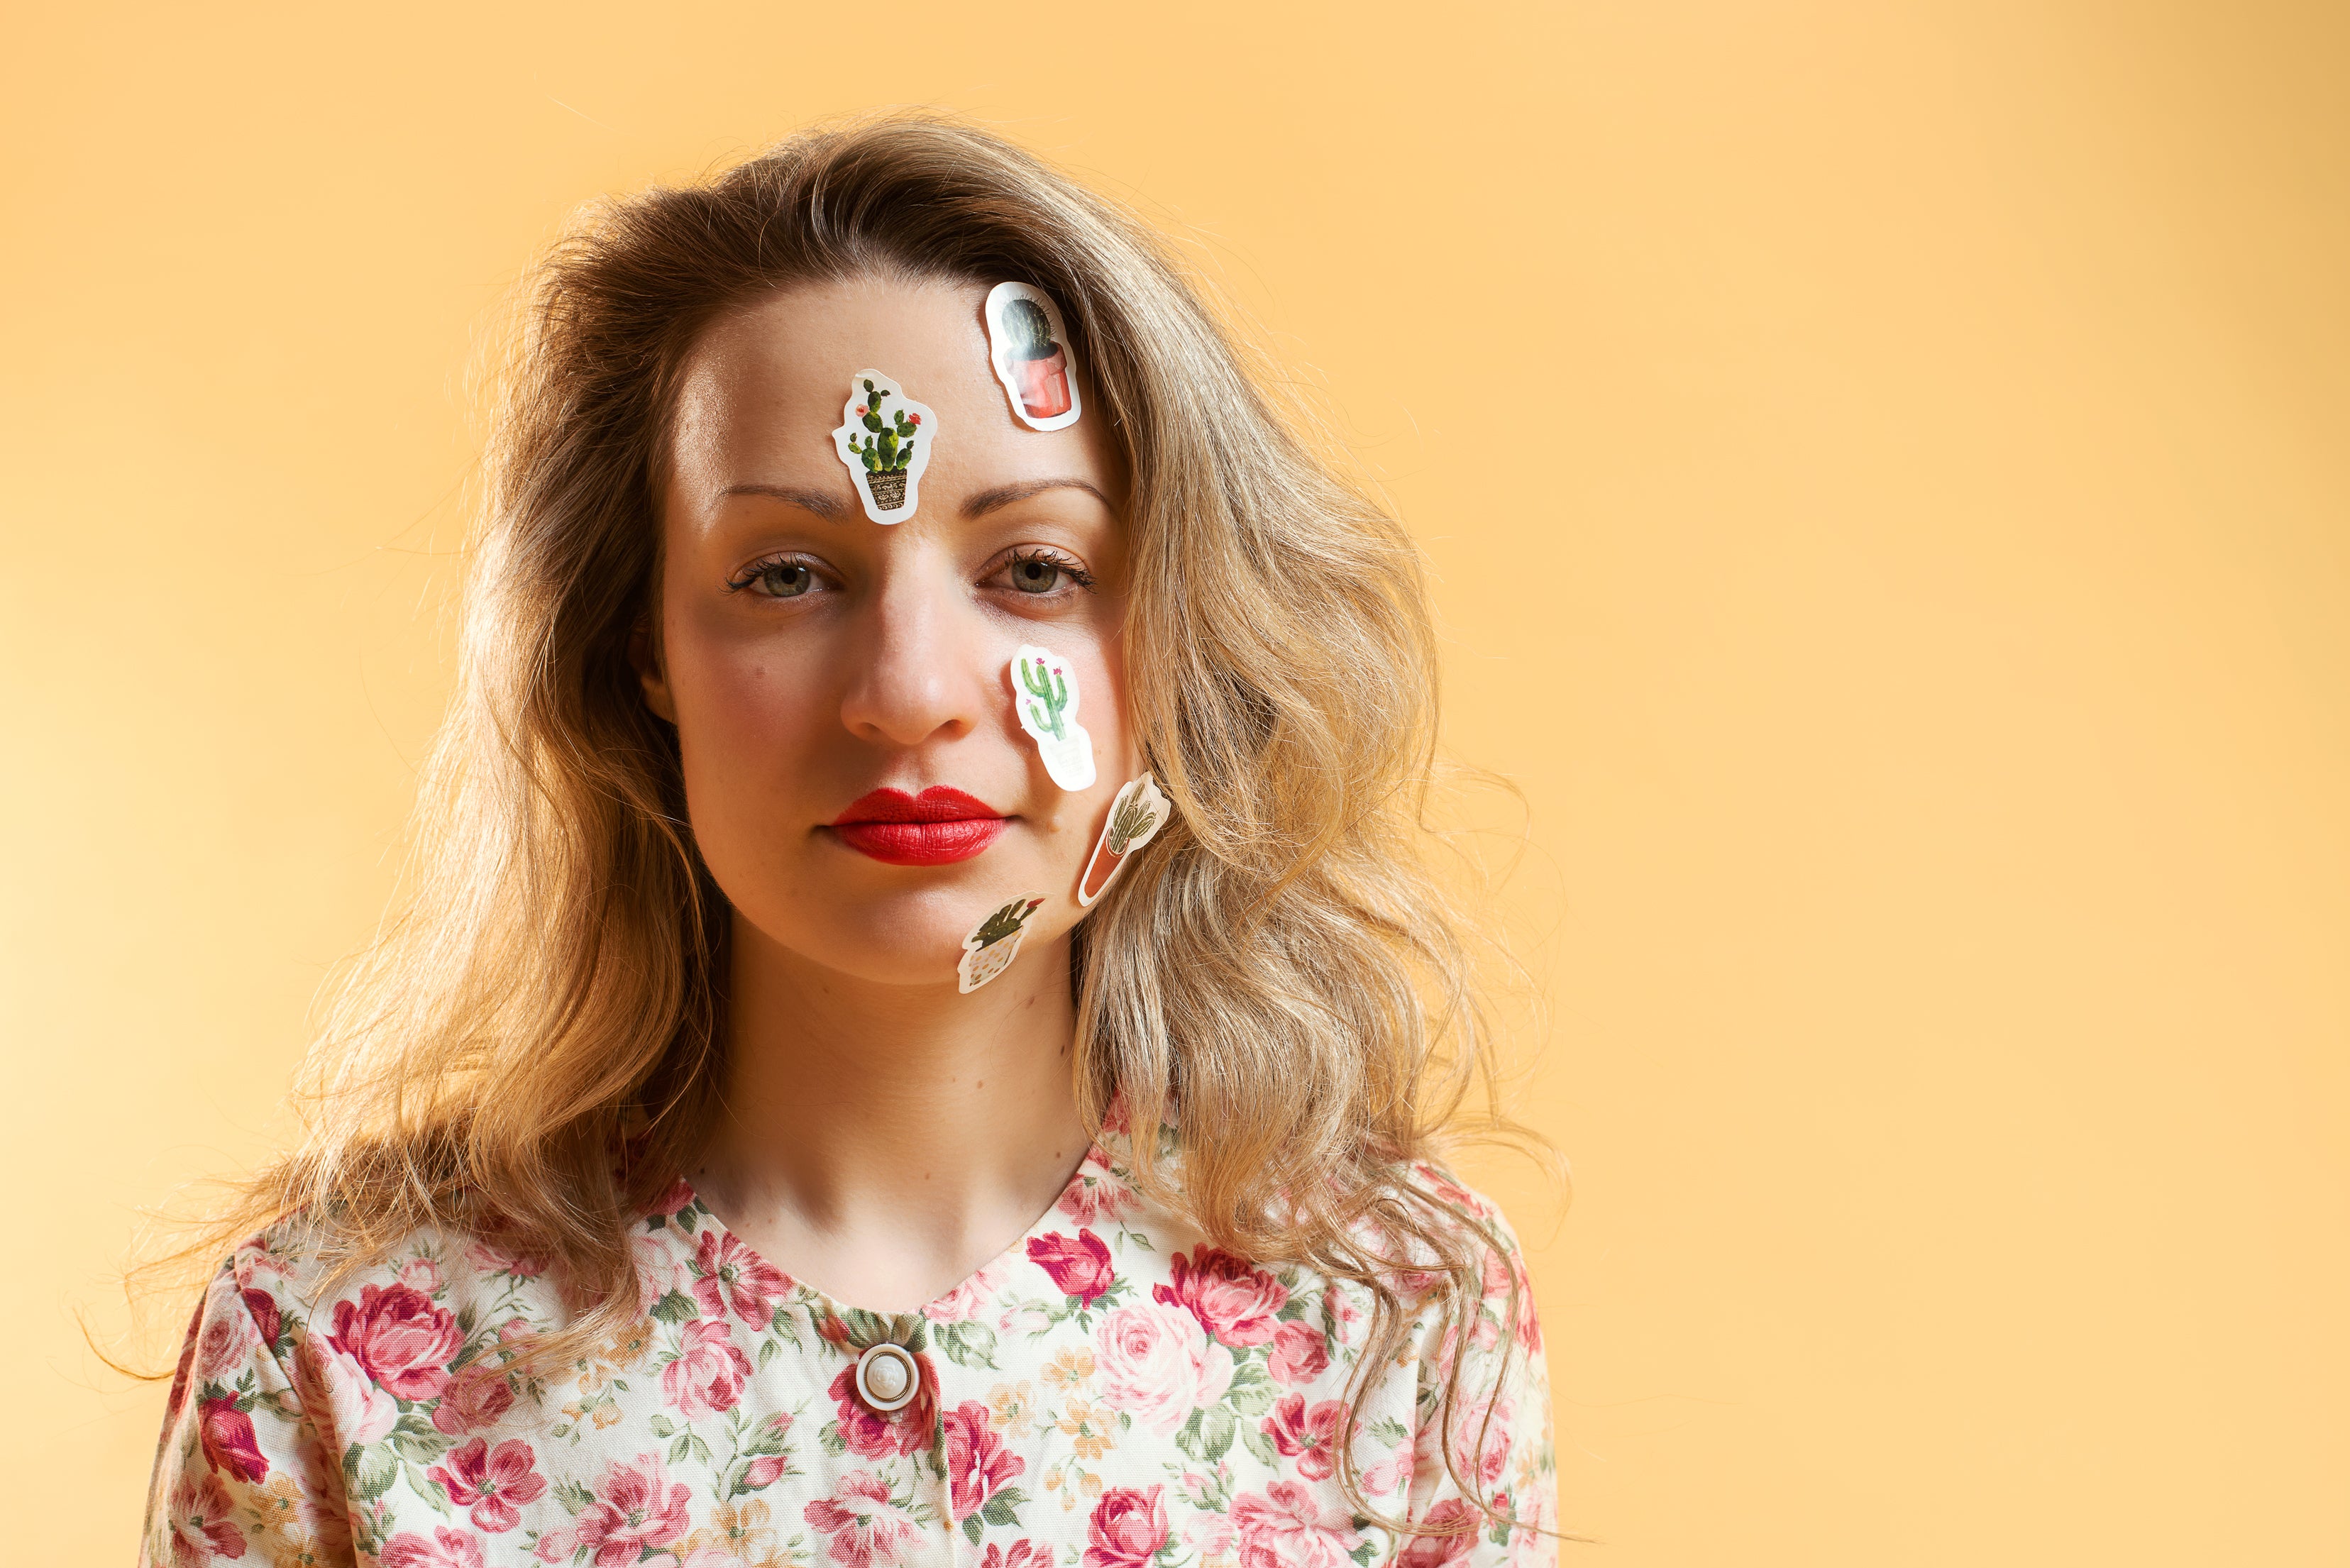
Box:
6;3;2345;1561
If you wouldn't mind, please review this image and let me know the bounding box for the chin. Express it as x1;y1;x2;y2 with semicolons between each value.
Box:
736;885;1065;989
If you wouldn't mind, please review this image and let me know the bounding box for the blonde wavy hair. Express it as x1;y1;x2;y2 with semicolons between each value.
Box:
154;114;1554;1539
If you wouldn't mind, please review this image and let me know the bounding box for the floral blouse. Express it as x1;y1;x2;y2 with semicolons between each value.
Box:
143;1122;1555;1568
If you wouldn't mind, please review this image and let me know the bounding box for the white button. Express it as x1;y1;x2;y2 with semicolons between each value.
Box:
854;1342;921;1413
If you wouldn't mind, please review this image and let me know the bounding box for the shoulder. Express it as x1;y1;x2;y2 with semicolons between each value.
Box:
202;1210;578;1375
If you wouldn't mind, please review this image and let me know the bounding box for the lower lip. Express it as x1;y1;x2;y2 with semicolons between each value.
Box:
832;817;1008;866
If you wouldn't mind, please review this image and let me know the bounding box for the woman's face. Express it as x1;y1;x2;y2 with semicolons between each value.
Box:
644;275;1134;990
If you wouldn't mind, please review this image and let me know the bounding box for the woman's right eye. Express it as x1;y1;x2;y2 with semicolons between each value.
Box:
730;559;823;598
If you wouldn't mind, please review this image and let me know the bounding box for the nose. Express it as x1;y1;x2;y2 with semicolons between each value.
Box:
837;553;986;749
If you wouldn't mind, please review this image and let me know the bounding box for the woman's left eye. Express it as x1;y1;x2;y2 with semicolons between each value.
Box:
1009;558;1063;594
993;551;1094;597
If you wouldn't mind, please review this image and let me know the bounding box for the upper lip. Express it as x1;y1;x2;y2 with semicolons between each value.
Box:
832;787;1005;826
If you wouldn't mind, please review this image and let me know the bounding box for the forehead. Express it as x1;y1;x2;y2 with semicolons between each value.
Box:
668;275;1117;498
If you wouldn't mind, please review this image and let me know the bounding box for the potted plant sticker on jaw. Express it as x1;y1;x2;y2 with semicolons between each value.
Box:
983;282;1083;432
958;895;1047;993
830;370;937;523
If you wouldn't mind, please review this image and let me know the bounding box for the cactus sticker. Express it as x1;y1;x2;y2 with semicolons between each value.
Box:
1078;773;1171;906
1009;644;1096;791
983;282;1083;432
830;370;937;524
958;893;1048;993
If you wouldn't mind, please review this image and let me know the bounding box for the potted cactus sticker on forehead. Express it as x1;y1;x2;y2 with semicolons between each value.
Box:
1010;644;1096;791
959;894;1047;994
830;370;936;523
983;282;1083;432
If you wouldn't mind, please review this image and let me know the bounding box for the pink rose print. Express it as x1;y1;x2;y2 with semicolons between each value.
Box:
634;1232;687;1317
1230;1479;1364;1568
301;1341;399;1448
804;1468;923;1568
1449;1393;1515;1491
1153;1246;1288;1347
326;1281;463;1400
1267;1320;1331;1386
1027;1229;1114;1305
980;1542;1050;1568
925;1260;1008;1324
197;1396;269;1484
1083;1484;1169;1568
1360;1426;1415;1498
944;1398;1025;1523
239;1287;282;1349
693;1228;792;1328
398;1257;446;1295
432;1360;518;1435
429;1436;548;1532
1262;1394;1347;1481
827;1357;939;1458
551;1452;693;1567
1093;1303;1235;1436
164;1298;201;1425
663;1318;752;1420
194;1301;259;1381
382;1524;488;1567
651;1176;696;1217
1413;1161;1483;1215
1184;1509;1238;1563
1396;1501;1481;1568
1057;1166;1137;1227
162;1467;246;1567
466;1237;552;1279
1482;1243;1543;1354
1319;1281;1363;1345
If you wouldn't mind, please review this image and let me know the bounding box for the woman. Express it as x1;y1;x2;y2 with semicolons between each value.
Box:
143;116;1557;1568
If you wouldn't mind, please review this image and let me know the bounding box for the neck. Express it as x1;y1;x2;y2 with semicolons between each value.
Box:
692;911;1092;1311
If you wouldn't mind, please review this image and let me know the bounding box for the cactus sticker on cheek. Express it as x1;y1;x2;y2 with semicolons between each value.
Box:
1078;773;1171;906
983;282;1083;432
1009;644;1097;791
830;370;937;524
959;894;1048;993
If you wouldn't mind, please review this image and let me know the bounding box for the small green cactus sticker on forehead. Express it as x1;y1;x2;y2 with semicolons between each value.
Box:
829;369;937;523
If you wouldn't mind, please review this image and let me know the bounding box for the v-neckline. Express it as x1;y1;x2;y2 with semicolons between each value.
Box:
674;1132;1116;1323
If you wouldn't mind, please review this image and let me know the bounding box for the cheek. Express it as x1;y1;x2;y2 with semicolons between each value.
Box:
663;612;827;820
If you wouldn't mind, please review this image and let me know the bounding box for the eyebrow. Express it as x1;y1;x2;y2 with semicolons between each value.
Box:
719;482;847;519
961;477;1113;520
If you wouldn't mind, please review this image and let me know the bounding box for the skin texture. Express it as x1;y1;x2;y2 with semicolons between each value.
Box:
638;276;1137;1313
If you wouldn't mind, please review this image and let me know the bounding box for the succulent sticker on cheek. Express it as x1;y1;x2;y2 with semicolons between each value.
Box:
1009;644;1097;791
959;894;1047;994
830;370;936;524
1078;773;1171;906
983;282;1083;432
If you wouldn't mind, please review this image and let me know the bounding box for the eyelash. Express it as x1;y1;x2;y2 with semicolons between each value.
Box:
998;547;1096;593
724;556;827;595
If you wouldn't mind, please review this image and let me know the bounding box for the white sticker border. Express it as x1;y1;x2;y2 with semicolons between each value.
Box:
829;369;937;524
983;282;1084;434
1077;773;1172;907
957;893;1048;994
1009;643;1097;792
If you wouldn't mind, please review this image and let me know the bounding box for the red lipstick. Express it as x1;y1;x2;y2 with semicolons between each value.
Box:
829;787;1008;866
